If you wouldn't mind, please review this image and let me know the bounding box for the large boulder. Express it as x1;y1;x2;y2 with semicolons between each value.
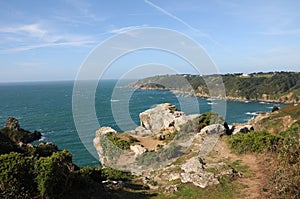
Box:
139;103;197;132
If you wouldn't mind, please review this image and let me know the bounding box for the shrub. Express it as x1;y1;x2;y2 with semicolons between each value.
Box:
102;167;133;181
105;132;130;150
35;150;72;199
76;167;103;183
227;131;282;154
0;152;36;198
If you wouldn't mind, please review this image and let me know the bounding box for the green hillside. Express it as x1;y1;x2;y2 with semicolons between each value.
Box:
130;72;300;103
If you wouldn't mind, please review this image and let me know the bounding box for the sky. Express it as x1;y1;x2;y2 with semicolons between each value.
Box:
0;0;300;82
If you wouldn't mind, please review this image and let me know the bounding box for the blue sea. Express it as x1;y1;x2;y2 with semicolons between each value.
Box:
0;80;283;167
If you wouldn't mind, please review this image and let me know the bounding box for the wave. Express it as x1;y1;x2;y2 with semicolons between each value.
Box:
245;112;258;116
207;98;216;101
207;102;217;105
38;133;47;142
259;101;270;104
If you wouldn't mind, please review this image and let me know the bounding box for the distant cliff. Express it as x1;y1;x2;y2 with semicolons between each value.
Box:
129;72;300;103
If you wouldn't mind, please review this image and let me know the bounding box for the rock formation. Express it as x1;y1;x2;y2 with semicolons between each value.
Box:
2;117;42;143
94;103;238;190
139;103;197;132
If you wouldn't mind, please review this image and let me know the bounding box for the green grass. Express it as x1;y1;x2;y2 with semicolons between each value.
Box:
152;176;244;199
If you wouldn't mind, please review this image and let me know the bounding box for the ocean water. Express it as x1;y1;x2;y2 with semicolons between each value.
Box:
0;80;283;167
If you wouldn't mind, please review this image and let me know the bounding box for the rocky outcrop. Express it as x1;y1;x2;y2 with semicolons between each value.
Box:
199;124;225;136
4;117;21;130
180;157;232;188
93;127;119;166
139;103;197;132
2;117;42;143
232;125;254;135
94;103;237;190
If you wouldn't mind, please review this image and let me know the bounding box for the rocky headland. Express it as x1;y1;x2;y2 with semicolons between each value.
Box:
128;72;300;104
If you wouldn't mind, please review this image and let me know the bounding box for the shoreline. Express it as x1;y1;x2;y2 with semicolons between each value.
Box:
131;87;291;105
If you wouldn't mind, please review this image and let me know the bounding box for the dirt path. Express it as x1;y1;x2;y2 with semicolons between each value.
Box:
206;136;268;199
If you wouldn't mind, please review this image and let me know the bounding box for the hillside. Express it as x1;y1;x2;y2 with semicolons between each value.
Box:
130;72;300;103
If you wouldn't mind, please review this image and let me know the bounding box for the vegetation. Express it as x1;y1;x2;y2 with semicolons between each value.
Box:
0;123;143;199
153;176;242;199
140;83;166;90
0;152;35;198
227;130;281;154
105;132;130;150
131;71;300;103
227;107;300;199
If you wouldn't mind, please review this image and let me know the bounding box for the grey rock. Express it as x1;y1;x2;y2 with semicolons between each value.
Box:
139;103;197;132
130;144;147;156
232;125;254;135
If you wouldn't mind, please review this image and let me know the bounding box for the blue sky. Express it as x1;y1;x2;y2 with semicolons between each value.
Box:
0;0;299;82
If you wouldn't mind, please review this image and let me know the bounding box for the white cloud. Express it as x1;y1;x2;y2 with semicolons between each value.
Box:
109;25;148;34
0;22;99;54
0;40;96;54
0;23;47;38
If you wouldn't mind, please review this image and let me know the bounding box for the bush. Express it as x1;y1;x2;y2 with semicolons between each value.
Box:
102;167;133;181
76;167;103;183
105;132;130;150
0;152;36;198
35;150;73;199
268;125;300;198
227;131;281;154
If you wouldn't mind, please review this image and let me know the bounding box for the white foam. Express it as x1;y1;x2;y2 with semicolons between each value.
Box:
245;112;258;116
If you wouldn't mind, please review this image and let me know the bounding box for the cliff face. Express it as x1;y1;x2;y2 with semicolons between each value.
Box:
93;104;239;189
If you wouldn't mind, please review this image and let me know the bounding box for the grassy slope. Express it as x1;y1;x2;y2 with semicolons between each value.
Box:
227;104;300;198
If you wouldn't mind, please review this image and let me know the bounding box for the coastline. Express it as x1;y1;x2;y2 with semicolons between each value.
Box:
133;87;291;105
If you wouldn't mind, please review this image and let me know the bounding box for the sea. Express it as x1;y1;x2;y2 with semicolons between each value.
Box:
0;80;283;167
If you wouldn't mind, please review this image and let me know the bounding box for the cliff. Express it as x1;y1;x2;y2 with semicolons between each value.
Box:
129;72;300;103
